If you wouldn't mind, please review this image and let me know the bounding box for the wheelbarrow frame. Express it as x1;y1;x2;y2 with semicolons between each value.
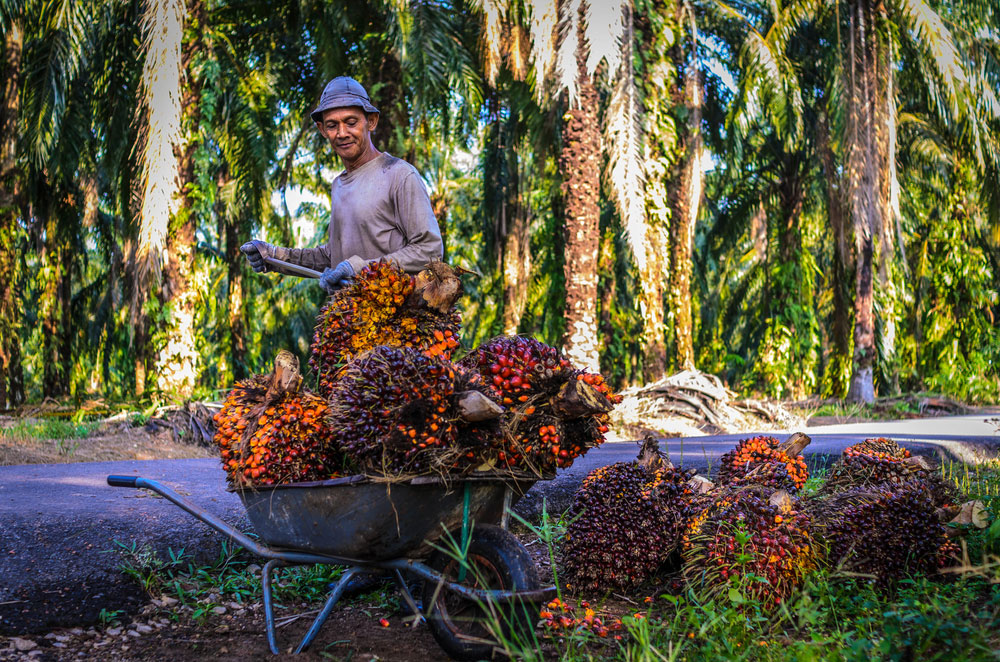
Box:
107;474;555;655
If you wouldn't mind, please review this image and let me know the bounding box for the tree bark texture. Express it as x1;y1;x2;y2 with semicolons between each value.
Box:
40;201;70;398
845;0;881;404
157;0;203;398
560;18;601;374
816;110;853;397
669;28;702;371
224;200;248;381
502;131;531;336
0;24;24;408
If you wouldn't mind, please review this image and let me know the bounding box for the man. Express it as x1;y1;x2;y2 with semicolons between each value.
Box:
240;77;443;293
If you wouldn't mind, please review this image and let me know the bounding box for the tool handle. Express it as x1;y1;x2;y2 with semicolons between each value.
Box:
261;256;323;279
107;475;139;488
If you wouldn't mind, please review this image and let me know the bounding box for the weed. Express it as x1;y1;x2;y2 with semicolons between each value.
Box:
0;419;100;442
98;608;123;627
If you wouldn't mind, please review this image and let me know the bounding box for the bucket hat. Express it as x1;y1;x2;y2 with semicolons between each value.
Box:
311;77;379;122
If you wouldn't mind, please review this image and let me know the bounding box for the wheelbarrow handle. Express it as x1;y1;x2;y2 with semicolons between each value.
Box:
107;475;139;488
105;475;341;565
261;255;323;279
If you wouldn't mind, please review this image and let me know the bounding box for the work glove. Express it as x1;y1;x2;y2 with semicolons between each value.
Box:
319;260;355;294
239;239;273;273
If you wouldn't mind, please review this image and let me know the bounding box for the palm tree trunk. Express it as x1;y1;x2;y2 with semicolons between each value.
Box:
669;17;702;371
640;225;668;380
223;208;248;382
154;0;203;398
502;134;531;335
560;15;601;373
40;202;69;398
845;0;880;404
816;110;853;397
0;23;24;408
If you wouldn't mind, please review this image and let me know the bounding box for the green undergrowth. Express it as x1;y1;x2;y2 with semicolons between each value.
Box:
112;461;1000;659
113;539;398;625
0;418;101;441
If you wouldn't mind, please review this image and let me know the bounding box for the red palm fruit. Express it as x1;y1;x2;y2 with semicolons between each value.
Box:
561;438;695;592
716;436;809;492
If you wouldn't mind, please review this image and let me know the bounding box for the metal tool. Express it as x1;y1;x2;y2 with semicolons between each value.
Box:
261;255;323;279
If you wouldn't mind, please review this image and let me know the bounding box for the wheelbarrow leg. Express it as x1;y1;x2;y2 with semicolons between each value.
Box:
393;569;425;626
262;559;288;655
294;565;367;654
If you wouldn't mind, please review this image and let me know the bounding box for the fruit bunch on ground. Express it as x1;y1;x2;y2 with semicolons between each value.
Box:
310;260;461;397
459;336;620;473
822;437;956;508
326;345;494;474
807;478;948;585
715;434;810;492
681;486;817;610
213;352;342;488
560;438;695;592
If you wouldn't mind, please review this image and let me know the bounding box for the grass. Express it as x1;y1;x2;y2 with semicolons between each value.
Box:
114;538;399;625
111;463;1000;660
0;418;101;442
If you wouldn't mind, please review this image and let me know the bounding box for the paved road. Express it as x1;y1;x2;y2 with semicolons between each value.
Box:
2;414;997;634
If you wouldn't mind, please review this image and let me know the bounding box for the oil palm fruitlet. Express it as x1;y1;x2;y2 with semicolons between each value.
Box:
715;433;811;492
214;351;342;487
682;486;817;610
807;479;948;585
310;260;462;397
561;437;695;592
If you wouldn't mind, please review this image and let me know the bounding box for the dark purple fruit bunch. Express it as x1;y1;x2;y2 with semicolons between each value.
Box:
560;438;695;592
716;435;809;492
808;479;947;585
682;487;816;610
824;438;956;507
326;345;468;474
460;336;619;473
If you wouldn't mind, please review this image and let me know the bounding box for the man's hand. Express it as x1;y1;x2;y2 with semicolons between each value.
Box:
319;260;355;294
240;240;274;273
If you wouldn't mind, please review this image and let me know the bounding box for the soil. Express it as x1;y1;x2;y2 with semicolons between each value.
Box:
0;418;214;466
0;599;452;661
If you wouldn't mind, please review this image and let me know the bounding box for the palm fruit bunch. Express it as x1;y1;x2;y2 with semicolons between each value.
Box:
807;479;947;585
459;336;620;473
715;433;810;492
560;438;695;592
682;486;817;610
823;438;956;507
310;260;462;397
213;352;340;488
326;345;494;474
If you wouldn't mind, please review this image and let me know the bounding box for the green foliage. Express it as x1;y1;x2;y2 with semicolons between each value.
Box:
2;0;998;406
0;418;100;441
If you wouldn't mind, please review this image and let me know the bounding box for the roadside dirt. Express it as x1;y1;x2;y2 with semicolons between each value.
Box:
0;419;214;466
0;599;452;661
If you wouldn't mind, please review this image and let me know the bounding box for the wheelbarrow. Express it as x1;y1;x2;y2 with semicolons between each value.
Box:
107;473;555;661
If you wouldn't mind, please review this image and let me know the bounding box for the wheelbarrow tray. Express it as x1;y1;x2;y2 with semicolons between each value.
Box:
235;474;537;561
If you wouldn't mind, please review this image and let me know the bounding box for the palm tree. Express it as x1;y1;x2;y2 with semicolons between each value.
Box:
133;0;188;396
0;14;24;407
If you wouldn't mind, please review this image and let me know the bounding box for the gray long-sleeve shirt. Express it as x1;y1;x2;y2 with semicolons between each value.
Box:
270;153;443;276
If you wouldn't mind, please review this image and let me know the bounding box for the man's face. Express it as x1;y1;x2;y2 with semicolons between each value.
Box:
316;107;379;162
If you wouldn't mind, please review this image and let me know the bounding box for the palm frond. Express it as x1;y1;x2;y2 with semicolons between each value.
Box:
527;0;558;102
603;7;646;276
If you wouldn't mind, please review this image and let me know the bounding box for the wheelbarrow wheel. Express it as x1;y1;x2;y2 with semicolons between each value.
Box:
422;523;540;661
